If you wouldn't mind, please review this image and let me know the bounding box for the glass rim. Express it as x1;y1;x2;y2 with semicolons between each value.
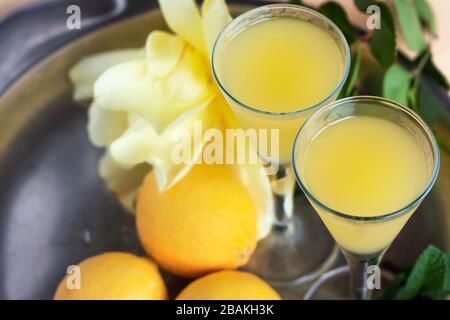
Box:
211;3;351;117
292;95;441;222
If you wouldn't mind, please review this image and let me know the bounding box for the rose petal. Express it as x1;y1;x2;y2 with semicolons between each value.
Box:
87;102;128;147
158;0;206;54
110;96;221;192
202;0;232;56
69;48;144;102
94;52;212;132
99;150;150;212
146;31;185;79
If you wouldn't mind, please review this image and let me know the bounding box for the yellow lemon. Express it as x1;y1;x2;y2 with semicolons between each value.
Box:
176;270;281;300
54;252;167;300
136;163;258;278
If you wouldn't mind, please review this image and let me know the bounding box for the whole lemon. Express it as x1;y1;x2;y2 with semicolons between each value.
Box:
54;252;167;300
176;270;281;300
136;164;257;278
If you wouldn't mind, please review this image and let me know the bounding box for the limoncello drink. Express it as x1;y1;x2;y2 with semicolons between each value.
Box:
299;116;429;254
217;17;346;163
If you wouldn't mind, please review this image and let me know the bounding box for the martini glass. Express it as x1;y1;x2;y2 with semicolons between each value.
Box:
212;4;350;286
293;96;440;299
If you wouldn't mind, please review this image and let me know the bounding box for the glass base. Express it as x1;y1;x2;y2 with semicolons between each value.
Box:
242;196;338;289
304;265;394;300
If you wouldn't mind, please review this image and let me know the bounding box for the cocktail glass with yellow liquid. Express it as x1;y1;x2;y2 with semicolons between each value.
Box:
293;96;440;299
212;4;350;285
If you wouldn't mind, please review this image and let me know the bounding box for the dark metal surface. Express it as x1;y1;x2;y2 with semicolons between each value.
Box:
0;0;155;95
0;0;449;300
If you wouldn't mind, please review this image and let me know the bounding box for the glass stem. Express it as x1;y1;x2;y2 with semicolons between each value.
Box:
343;250;383;300
270;164;296;229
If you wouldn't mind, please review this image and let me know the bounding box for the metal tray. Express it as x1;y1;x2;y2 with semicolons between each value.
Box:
0;0;449;299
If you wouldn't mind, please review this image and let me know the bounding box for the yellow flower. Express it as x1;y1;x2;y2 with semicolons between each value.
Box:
69;0;273;239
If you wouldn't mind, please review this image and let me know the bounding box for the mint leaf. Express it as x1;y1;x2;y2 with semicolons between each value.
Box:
376;271;408;300
379;245;450;299
319;2;356;44
355;1;396;68
444;253;450;293
339;43;362;98
288;0;303;5
396;245;447;300
393;0;426;52
383;64;411;105
415;0;437;36
422;251;448;299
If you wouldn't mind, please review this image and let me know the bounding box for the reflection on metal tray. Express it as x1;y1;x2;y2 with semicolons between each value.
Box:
0;1;449;299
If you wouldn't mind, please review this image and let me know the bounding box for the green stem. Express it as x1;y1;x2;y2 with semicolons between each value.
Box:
410;51;431;113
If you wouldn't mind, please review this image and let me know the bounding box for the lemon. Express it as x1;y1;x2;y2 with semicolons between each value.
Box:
177;270;281;300
136;163;258;278
54;252;167;300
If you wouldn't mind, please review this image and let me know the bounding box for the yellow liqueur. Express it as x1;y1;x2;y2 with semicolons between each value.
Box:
299;116;429;254
217;17;346;162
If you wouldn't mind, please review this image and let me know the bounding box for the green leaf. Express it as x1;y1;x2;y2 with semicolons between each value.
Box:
376;271;408;300
369;3;396;68
396;245;447;300
319;2;356;44
418;82;445;125
444;253;450;293
414;52;450;90
379;245;450;299
370;26;396;68
415;0;437;36
354;1;396;68
393;0;427;52
288;0;303;5
383;64;411;105
354;0;394;29
339;43;362;98
422;254;449;299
